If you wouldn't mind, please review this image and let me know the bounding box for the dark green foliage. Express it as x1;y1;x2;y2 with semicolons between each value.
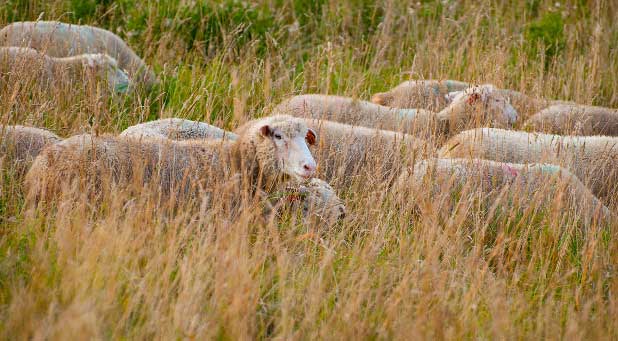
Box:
524;12;566;61
525;0;541;17
67;0;114;24
292;0;326;28
120;0;279;58
418;0;444;20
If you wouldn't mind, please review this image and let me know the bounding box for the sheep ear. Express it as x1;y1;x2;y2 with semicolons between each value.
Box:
371;92;391;105
466;92;481;105
305;128;316;145
259;125;272;137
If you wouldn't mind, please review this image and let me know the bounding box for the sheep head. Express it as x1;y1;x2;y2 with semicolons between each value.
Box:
235;115;318;186
441;84;518;134
83;53;131;94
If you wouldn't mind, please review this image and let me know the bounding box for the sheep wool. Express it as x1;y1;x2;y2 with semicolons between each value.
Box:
121;118;238;141
0;125;61;175
524;104;618;136
371;79;470;111
396;158;615;227
25;115;317;206
438;128;618;206
0;21;157;89
120;118;345;225
272;94;438;137
0;46;130;94
300;118;432;186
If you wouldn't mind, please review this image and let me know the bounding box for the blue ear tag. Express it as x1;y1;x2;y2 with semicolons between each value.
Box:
445;80;454;92
115;82;129;93
538;164;561;174
431;84;441;96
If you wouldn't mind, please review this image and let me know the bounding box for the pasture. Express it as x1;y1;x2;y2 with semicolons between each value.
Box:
1;0;617;339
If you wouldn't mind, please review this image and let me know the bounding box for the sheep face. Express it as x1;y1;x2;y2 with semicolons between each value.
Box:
258;120;317;181
83;54;130;94
446;85;518;130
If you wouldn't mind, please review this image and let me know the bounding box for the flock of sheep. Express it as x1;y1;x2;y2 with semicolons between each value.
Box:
1;21;618;228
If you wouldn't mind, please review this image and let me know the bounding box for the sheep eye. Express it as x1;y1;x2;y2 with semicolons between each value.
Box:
274;133;282;140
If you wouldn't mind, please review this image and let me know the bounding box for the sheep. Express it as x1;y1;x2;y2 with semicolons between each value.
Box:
524;104;618;136
439;84;518;135
371;79;470;111
0;47;130;94
273;85;517;140
120;118;346;224
0;21;157;89
122;117;432;186
120;118;238;141
395;158;616;227
272;94;436;136
25;115;319;208
372;81;571;119
0;125;61;176
300;118;432;186
438;128;618;207
269;178;346;227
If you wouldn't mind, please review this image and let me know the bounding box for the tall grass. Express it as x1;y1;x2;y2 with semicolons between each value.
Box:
1;0;617;339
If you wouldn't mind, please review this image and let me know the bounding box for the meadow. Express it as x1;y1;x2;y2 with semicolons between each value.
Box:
1;0;618;339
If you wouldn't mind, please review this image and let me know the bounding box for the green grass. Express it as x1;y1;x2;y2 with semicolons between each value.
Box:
1;0;618;339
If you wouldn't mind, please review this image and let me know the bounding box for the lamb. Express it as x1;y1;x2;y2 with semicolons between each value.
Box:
438;128;618;206
120;118;237;141
371;79;470;111
270;178;346;227
524;104;618;136
0;21;157;89
25;115;318;206
273;85;518;140
0;125;61;175
395;158;616;227
0;47;130;94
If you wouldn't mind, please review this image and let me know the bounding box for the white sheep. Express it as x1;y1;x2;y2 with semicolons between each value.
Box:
438;128;618;206
273;84;518;139
395;158;616;227
120;118;345;224
0;125;61;175
25;115;319;208
26;116;316;202
120;118;237;141
300;118;432;186
371;79;470;111
272;94;434;135
269;178;346;227
0;46;130;94
524;104;618;136
122;117;432;186
0;21;157;89
372;81;572;119
480;89;574;120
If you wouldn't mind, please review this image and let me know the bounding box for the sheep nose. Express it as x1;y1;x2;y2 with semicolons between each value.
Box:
303;162;316;176
338;206;346;219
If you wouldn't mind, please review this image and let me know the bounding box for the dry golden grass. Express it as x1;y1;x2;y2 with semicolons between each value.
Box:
1;0;618;339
